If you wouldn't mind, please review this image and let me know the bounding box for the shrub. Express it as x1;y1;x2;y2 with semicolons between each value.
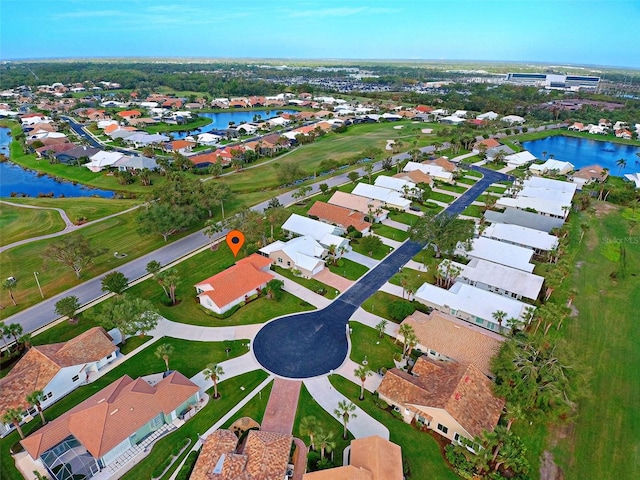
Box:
388;300;416;322
175;450;199;480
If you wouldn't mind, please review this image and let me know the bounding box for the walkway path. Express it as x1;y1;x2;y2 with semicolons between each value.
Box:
260;379;302;434
381;218;410;231
343;250;379;269
0;200;141;253
304;376;389;440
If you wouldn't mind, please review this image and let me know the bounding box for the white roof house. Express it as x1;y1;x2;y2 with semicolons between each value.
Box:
522;176;578;194
197;133;223;145
518;185;575;204
458;237;535;272
453;258;544;301
482;223;559;252
124;133;170;147
529;159;575;176
439;115;467;125
624;173;640;188
496;196;570;219
414;282;535;333
374;175;417;194
352;183;411;210
85;151;124;172
403;161;454;183
505;151;537;168
476;111;499;121
282;214;340;241
501;115;525;124
328;191;389;222
259;236;326;278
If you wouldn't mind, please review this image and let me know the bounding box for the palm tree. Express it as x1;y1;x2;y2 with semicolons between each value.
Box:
26;390;47;425
334;400;357;439
374;319;388;338
299;415;319;450
155;343;174;371
354;365;373;400
2;277;17;306
616;158;627;175
403;331;419;359
315;428;336;459
203;363;224;399
492;310;508;333
396;323;414;345
1;408;25;439
203;219;224;250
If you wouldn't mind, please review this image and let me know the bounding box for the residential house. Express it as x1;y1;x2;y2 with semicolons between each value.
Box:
307;201;372;234
0;328;118;437
259;236;327;278
496;196;570;219
452;258;544;301
117;110;141;120
21;372;200;480
474;138;501;150
615;128;633;139
197;133;223;146
123;133;171;148
195;254;273;315
459;237;536;272
529;159;575;176
303;435;403;480
190;428;292;480
376;357;504;444
481;222;559;254
504;151;537;168
501;115;525;124
164;139;196;154
398;310;503;378
476;111;499;121
189;152;228;169
567;122;586;132
85;151;125;172
403;161;454;183
34;142;76;160
414;282;535;333
114;156;159;172
427;157;457;172
484;207;565;233
393;169;433;187
438;115;466;125
54;145;101;164
281;214;350;250
570;165;609;188
351;183;411;211
328;191;389;222
374;175;419;197
624;173;640;189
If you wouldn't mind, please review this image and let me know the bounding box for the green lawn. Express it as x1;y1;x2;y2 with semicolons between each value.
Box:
221;379;273;429
2;197;138;224
462;169;483;178
348;322;402;373
370;223;410;242
387;210;420;226
461;204;484;218
122;370;269;480
350;238;393;260
293;385;353;469
0;209;199;319
486;185;508;194
360;291;405;322
475;193;500;203
388;267;433;291
0;202;65;246
273;265;338;299
435;182;468;194
327;257;369;280
456;176;477;185
329;375;459;480
429;191;456;203
550;205;640;480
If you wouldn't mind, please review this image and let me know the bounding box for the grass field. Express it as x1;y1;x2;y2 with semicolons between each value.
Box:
327;257;369;280
0;202;66;245
273;265;338;299
551;204;640;479
348;322;402;373
461;204;484;217
429;191;456;203
0;209;198;319
2;197;138;224
360;291;405;322
387;210;421;226
370;223;410;242
330;375;459;480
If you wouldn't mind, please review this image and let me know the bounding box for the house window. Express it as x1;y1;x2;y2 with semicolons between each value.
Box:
454;432;460;442
46;392;53;399
475;318;484;325
287;261;291;267
72;375;80;382
277;257;283;263
437;423;448;434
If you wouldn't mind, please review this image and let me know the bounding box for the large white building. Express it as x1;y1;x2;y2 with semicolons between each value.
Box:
458;237;536;272
482;223;559;253
351;183;412;210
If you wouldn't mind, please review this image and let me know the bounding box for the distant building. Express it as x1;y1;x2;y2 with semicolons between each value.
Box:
505;73;600;90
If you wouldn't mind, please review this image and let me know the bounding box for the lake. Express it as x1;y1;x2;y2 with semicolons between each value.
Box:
522;135;640;176
171;109;298;139
0;127;115;198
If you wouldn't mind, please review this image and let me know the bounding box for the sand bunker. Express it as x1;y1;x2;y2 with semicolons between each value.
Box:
385;140;395;151
393;125;403;130
421;128;433;134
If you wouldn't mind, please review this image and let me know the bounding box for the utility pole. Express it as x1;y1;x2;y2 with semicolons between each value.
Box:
34;272;44;298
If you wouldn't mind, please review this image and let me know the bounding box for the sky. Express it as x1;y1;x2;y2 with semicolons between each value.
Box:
1;0;639;69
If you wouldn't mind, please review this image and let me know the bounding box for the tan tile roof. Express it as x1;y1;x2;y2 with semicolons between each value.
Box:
427;157;456;172
327;191;386;217
191;429;292;480
573;164;609;181
303;466;373;480
307;201;371;232
377;357;504;438
401;311;503;376
21;372;199;460
477;138;501;149
196;254;273;309
393;170;433;185
0;328;116;415
350;435;403;480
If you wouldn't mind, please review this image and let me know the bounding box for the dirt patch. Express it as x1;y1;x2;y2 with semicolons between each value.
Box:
593;202;618;218
569;304;580;317
540;451;564;480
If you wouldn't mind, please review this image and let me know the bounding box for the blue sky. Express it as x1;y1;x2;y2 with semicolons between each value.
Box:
2;0;639;68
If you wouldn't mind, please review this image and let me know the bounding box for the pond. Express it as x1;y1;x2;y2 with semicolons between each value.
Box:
171;109;298;139
0;127;115;198
522;135;640;176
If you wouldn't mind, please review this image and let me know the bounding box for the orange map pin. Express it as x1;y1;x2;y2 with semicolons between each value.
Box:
226;230;245;257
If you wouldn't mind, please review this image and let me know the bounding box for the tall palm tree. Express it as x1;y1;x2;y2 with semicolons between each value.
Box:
616;158;627;175
354;365;373;400
315;428;336;459
334;400;357;439
1;408;25;439
203;363;224;399
155;343;174;371
26;390;47;425
396;323;414;345
492;310;508;333
2;278;17;306
299;415;319;450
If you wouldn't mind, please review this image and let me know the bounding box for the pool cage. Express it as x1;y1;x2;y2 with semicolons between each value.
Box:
40;436;101;480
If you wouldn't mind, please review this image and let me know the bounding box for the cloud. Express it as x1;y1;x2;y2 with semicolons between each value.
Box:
53;9;126;19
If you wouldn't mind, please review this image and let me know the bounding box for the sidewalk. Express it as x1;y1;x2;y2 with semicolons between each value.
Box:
349;307;399;338
189;352;261;391
343;250;379;269
381;218;410;232
270;271;332;309
150;317;262;342
372;233;403;249
335;358;384;392
303;376;389;440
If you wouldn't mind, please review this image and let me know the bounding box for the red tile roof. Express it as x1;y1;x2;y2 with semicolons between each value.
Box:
21;372;199;460
307;201;371;232
118;110;141;118
167;140;195;150
415;105;434;113
196;254;273;309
